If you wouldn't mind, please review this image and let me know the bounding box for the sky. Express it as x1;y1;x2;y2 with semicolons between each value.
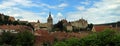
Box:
0;0;120;24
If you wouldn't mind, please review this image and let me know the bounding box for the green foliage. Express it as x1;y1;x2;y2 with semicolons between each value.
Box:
0;14;31;26
0;15;11;25
26;23;34;30
78;29;114;46
53;21;67;31
87;23;93;31
14;31;35;46
53;38;79;46
53;29;120;46
0;31;15;45
42;42;51;46
0;31;35;46
53;42;67;46
65;38;79;46
54;21;63;31
13;21;19;25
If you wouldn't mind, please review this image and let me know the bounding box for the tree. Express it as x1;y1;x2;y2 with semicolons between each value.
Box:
14;31;35;46
53;38;79;46
13;21;19;25
53;42;67;46
26;23;34;30
78;29;116;46
87;23;93;31
4;16;9;25
53;29;120;46
0;31;16;45
0;30;35;46
53;21;66;31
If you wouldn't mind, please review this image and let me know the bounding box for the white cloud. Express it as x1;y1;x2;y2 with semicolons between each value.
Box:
67;0;120;24
57;12;64;20
40;3;56;9
0;0;68;10
80;0;90;5
53;12;64;23
11;0;39;7
39;3;68;10
0;1;16;9
0;0;39;9
76;6;85;11
0;7;47;23
0;0;68;23
57;12;63;17
0;0;50;23
1;0;119;24
58;3;68;8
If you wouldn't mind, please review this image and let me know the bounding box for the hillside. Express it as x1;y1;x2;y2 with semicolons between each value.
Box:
94;21;120;27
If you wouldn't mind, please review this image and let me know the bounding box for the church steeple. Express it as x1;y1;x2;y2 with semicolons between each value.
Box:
47;12;53;24
37;20;40;23
49;12;51;16
48;12;52;19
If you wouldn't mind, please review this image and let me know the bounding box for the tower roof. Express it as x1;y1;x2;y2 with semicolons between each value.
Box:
37;20;40;23
48;12;52;19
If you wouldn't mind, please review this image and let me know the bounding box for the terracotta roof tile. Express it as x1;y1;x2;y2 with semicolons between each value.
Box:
94;25;112;32
0;25;32;31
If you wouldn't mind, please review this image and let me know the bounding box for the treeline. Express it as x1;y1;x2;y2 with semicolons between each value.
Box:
0;15;11;25
53;29;120;46
95;21;120;27
53;21;67;32
0;14;27;25
0;28;119;46
0;14;34;30
0;31;35;46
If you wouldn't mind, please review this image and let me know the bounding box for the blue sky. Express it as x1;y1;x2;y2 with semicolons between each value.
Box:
0;0;120;24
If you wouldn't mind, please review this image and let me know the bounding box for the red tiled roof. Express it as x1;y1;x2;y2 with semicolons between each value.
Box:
34;30;49;36
34;30;90;46
94;25;112;32
0;25;32;31
34;30;54;46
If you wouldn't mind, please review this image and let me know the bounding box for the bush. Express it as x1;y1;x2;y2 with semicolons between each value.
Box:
0;31;35;46
0;31;15;45
14;31;35;46
53;38;79;46
53;42;67;46
53;29;120;46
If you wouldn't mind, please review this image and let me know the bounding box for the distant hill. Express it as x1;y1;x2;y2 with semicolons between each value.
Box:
94;21;120;27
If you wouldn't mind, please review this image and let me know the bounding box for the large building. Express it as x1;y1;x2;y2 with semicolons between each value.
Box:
8;16;15;22
33;12;53;31
71;18;88;29
32;12;88;31
0;13;4;21
61;18;88;31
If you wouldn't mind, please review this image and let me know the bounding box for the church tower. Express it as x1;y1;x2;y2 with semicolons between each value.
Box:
37;20;40;23
47;12;53;24
47;12;53;31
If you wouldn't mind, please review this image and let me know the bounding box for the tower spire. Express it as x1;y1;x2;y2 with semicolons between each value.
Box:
37;20;40;23
49;12;51;17
47;12;53;31
48;12;52;19
47;12;53;24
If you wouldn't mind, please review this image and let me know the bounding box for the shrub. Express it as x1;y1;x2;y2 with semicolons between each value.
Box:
0;31;35;46
53;29;120;46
